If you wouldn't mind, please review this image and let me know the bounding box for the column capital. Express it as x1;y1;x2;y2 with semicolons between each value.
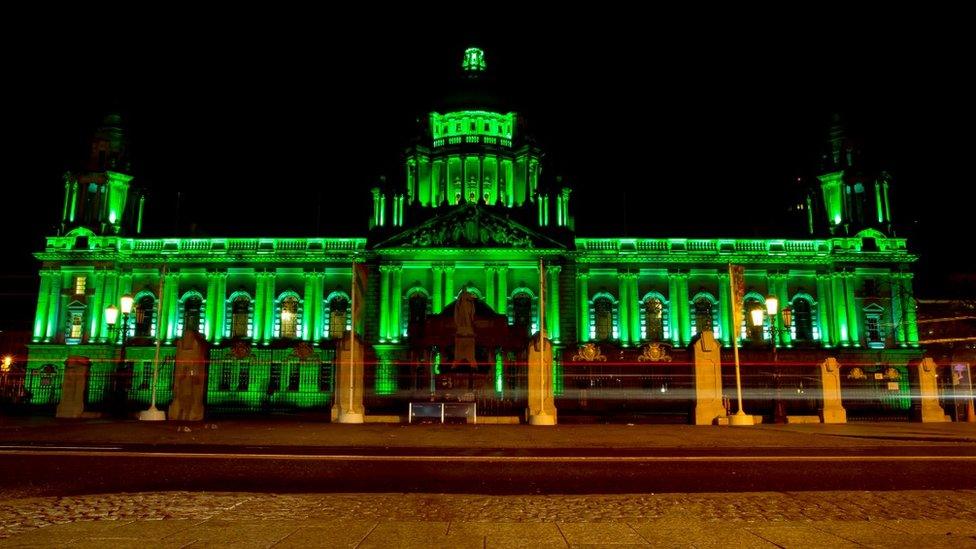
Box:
443;264;455;273
379;265;393;273
546;265;562;275
432;264;444;273
576;270;590;280
767;271;789;281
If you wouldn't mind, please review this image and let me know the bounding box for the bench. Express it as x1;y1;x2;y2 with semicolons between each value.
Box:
409;402;477;424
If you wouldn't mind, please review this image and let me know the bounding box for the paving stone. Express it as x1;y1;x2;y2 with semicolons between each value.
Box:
358;521;457;549
160;519;302;547
746;524;860;548
273;520;376;548
447;522;568;548
555;522;647;545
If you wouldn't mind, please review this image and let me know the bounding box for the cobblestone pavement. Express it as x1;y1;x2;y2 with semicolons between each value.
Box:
3;491;976;547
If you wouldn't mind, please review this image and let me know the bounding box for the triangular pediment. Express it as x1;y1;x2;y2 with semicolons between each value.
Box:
373;204;566;249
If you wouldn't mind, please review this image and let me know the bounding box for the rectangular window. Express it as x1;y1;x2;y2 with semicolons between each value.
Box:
288;364;301;391
70;313;83;339
75;276;86;295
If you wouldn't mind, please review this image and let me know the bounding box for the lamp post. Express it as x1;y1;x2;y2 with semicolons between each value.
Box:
763;294;792;424
105;294;133;416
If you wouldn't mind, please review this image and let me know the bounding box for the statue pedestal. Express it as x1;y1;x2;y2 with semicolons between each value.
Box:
526;335;557;426
332;333;365;423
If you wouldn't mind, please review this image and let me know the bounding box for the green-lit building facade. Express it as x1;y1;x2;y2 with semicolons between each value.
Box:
25;48;949;423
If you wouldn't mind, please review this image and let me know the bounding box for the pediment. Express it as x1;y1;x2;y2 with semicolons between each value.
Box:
373;204;565;249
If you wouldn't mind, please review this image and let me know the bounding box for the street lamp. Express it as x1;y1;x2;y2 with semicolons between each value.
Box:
764;294;792;423
105;295;134;416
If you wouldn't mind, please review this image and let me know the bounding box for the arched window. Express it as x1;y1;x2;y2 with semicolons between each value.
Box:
594;296;614;341
642;296;666;342
134;295;156;337
792;297;814;341
693;297;715;336
279;296;300;339
230;295;252;338
512;291;534;336
181;294;202;335
327;294;349;340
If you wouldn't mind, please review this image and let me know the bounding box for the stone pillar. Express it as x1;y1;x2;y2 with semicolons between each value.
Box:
496;266;508;316
99;271;119;342
168;331;208;421
332;332;365;423
618;272;630;346
302;272;316;341
213;272;227;344
718;272;731;346
890;273;907;346
378;265;391;341
262;272;276;344
485;266;496;312
819;357;847;423
914;357;949;422
668;274;680;346
56;356;91;418
843;272;860;346
312;272;325;341
831;272;849;346
45;270;63;342
815;274;833;347
444;265;455;305
33;270;53;341
676;273;690;346
252;272;267;343
526;335;556;425
391;265;403;342
577;271;589;343
432;265;443;313
116;273;133;341
87;271;106;343
902;274;920;346
547;265;561;342
771;273;791;347
692;331;725;425
629;274;640;344
205;272;219;341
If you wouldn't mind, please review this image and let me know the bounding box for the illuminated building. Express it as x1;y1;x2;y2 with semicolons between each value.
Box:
24;48;944;422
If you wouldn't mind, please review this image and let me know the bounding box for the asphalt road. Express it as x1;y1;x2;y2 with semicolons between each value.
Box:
2;443;975;496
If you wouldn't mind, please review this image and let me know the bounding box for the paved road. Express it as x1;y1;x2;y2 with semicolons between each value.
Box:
3;443;975;497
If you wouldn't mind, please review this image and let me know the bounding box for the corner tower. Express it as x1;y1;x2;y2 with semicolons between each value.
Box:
59;114;144;236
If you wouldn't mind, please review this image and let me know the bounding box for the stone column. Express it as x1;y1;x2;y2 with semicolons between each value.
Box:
432;265;443;313
843;272;860;346
116;273;133;341
577;271;589;343
914;357;948;422
547;265;561;342
717;271;731;346
312;272;325;341
831;272;849;346
527;335;556;425
252;272;267;343
391;265;403;342
770;272;791;347
88;271;106;343
485;266;496;312
819;357;847;423
205;272;219;341
628;274;640;344
99;271;119;342
214;272;227;344
692;330;725;425
668;273;680;346
890;273;907;347
332;332;365;423
163;271;180;343
262;272;276;345
33;270;53;341
443;265;455;305
815;274;833;347
676;273;691;346
302;272;316;341
378;265;391;341
496;266;508;316
45;270;64;342
902;273;920;346
617;272;630;346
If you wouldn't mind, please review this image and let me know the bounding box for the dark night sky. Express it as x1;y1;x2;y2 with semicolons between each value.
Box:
2;15;972;331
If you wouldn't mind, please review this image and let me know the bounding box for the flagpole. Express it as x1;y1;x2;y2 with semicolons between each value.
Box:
539;258;545;401
728;263;752;426
139;265;166;421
